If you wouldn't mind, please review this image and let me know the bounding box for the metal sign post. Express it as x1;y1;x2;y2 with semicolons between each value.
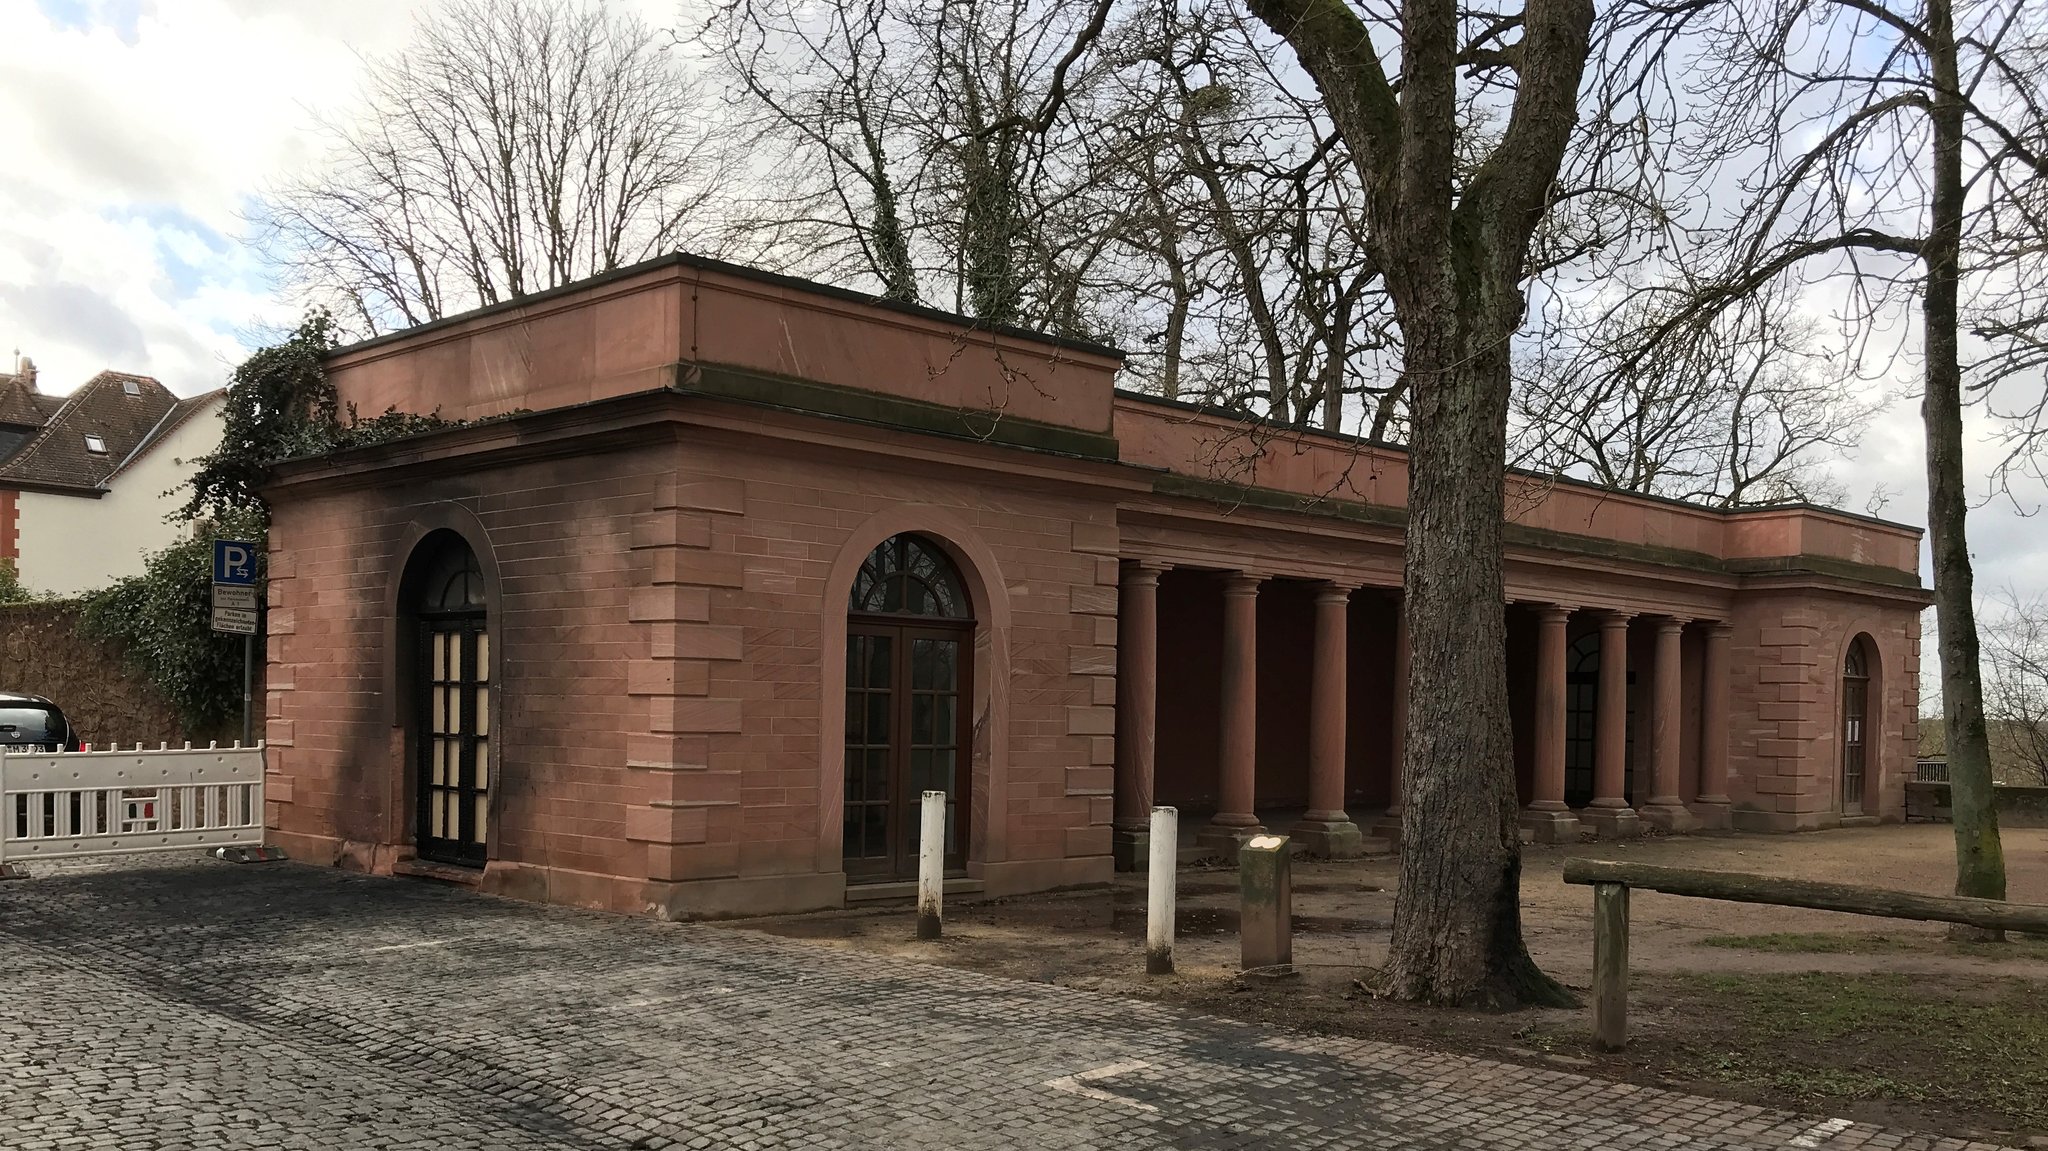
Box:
212;540;260;746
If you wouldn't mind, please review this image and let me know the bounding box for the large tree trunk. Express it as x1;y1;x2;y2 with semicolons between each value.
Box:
1386;290;1574;1007
1245;0;1589;1006
1924;0;2007;922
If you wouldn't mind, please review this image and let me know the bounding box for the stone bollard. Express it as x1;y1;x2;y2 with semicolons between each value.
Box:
917;790;945;940
1146;806;1177;975
1239;833;1293;975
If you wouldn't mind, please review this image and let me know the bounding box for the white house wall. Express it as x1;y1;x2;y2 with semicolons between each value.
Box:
14;401;224;597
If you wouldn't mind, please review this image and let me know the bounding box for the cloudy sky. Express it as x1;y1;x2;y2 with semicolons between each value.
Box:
2;0;2043;651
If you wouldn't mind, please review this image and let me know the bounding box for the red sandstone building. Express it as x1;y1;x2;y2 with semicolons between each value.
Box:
262;255;1927;916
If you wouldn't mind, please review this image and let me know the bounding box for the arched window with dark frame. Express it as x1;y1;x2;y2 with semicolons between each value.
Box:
406;532;491;867
1842;637;1871;814
843;534;973;881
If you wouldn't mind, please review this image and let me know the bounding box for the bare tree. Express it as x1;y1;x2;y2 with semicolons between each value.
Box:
1241;0;1593;1008
1094;3;1397;429
701;0;1409;433
1512;283;1881;505
1604;0;2048;921
1981;589;2048;787
257;0;729;336
693;0;1115;323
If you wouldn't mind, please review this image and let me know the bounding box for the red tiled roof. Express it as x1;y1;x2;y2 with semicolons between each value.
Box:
0;372;181;492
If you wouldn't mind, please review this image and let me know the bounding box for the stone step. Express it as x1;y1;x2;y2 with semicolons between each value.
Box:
844;877;985;905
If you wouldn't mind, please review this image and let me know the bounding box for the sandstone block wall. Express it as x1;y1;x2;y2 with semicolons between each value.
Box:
266;420;1116;916
1726;591;1919;830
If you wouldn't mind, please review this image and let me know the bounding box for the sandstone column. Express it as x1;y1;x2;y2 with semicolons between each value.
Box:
1521;604;1579;843
1373;597;1408;843
1641;616;1701;832
1694;620;1733;830
1583;611;1640;838
1113;561;1165;870
1200;572;1264;850
1297;584;1365;856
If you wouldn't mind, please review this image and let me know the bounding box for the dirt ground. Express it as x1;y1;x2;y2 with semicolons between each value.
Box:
731;825;2048;1144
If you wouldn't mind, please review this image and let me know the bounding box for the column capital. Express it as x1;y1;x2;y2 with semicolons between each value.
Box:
1656;615;1689;633
1120;559;1168;585
1530;602;1573;623
1703;618;1733;638
1221;571;1266;596
1598;608;1635;629
1314;582;1357;605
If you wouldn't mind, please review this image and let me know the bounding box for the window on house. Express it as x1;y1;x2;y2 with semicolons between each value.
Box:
122;379;141;396
83;434;107;454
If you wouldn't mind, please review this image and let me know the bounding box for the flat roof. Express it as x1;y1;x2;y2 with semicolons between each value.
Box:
1114;388;1924;536
329;252;1129;365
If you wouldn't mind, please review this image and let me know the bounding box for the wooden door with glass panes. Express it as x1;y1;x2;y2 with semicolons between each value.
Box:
842;533;974;881
419;619;491;866
1842;641;1869;815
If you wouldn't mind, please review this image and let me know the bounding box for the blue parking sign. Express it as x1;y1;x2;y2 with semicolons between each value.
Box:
213;540;258;586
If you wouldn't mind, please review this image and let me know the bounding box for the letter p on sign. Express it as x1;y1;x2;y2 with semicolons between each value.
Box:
214;540;258;586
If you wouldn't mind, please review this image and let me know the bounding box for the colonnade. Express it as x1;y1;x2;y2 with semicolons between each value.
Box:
1111;562;1733;867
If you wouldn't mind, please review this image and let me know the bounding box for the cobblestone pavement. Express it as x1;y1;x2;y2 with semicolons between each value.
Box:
0;858;2017;1151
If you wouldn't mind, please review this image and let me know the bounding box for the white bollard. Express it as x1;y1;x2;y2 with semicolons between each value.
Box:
1147;805;1177;975
917;790;945;940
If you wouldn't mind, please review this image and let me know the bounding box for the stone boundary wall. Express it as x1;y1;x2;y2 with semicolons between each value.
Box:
1904;780;2048;828
0;601;227;747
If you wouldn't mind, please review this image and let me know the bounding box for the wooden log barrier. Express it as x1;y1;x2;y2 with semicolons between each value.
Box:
1563;858;2048;1050
1562;859;2048;934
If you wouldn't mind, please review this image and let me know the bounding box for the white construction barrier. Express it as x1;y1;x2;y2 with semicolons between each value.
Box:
0;743;266;868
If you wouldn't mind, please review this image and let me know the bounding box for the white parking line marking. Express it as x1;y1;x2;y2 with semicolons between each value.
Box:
1044;1060;1159;1112
1789;1117;1855;1147
361;939;457;953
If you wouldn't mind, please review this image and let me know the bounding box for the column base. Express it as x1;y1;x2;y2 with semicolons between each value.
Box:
1196;820;1264;854
1292;819;1372;858
1371;810;1403;845
1112;824;1150;872
1581;804;1642;839
1640;801;1702;833
1690;798;1732;831
1519;805;1582;845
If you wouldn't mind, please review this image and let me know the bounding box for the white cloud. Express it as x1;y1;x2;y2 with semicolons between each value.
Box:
0;0;427;395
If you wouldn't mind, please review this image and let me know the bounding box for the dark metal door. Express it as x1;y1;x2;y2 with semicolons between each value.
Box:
419;620;490;865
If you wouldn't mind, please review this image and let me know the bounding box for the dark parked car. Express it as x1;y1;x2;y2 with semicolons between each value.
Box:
0;694;81;752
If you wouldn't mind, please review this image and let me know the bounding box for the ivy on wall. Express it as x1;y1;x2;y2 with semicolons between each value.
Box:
80;511;266;731
0;560;40;606
78;310;475;731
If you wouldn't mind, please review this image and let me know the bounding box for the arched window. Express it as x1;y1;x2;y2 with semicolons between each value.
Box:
843;534;973;881
416;539;485;616
1842;637;1872;814
850;534;970;618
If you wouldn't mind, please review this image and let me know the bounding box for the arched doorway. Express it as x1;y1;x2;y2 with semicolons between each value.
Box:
843;533;974;881
1842;636;1872;815
1563;630;1637;808
407;532;491;866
